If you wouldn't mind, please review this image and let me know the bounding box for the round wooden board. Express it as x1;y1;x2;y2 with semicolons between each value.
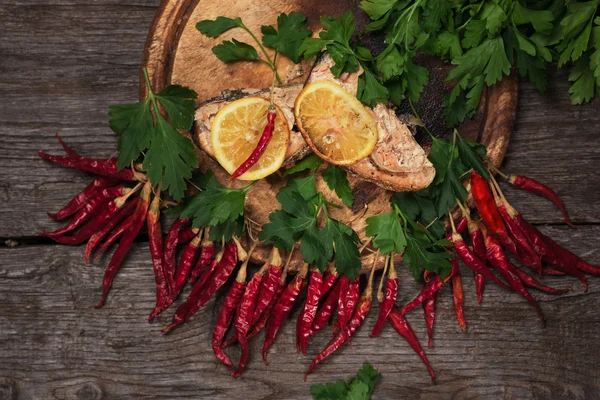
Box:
141;0;518;273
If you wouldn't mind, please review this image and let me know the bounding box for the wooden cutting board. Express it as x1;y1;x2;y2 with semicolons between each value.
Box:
140;0;518;272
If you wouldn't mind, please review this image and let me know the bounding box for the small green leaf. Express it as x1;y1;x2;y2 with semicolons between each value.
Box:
212;39;260;62
196;17;243;38
322;164;353;207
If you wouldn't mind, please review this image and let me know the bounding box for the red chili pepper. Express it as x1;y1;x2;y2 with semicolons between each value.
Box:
388;305;435;381
177;227;197;245
483;228;545;326
335;275;350;334
44;186;125;237
188;229;215;284
229;106;278;180
172;229;202;297
48;177;118;220
456;216;468;234
213;280;246;370
233;264;266;378
320;267;339;296
163;240;246;332
309;277;341;338
544;267;566;276
93;213;134;261
54;133;81;159
252;249;284;325
45;186;140;245
85;197;139;263
451;258;467;332
508;174;575;228
263;263;308;365
163;218;189;288
38;150;140;181
371;261;398;337
511;267;571;294
94;182;151;308
449;216;511;291
147;185;172;322
304;267;375;381
336;278;360;344
297;268;324;355
468;216;488;303
422;287;437;348
471;171;506;234
401;275;444;316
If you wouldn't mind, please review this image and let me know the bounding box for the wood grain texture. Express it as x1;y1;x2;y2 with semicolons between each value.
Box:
0;226;599;399
1;1;600;399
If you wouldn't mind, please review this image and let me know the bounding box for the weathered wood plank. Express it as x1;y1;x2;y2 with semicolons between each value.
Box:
1;226;599;399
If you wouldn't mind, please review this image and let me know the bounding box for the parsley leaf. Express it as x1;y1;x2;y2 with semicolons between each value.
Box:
181;170;253;241
196;16;242;38
322;164;353;207
284;154;323;175
365;211;406;254
261;12;312;63
311;363;381;400
212;39;261;62
109;70;198;200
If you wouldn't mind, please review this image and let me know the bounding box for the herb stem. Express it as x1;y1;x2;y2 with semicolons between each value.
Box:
241;24;282;84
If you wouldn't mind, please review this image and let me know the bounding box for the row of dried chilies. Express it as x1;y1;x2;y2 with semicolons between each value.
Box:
40;136;599;380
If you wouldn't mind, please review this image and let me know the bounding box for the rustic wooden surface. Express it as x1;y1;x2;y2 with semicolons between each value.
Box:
1;1;600;399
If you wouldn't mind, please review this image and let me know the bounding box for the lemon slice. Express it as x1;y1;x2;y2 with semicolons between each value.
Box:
211;97;290;181
294;80;378;165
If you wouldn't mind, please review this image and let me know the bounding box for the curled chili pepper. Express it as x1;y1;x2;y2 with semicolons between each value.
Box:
511;266;571;294
297;268;324;355
388;305;435;381
508;174;574;228
229;106;278;180
48;177;118;220
263;263;308;365
401;274;445;316
304;266;375;381
94;181;152;308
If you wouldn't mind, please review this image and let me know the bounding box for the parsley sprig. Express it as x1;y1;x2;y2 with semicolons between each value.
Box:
310;363;381;400
109;68;198;201
259;172;361;279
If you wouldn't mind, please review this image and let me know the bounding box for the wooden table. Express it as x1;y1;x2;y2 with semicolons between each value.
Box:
1;1;599;399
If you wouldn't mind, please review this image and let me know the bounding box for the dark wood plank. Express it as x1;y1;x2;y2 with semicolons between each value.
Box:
1;226;599;399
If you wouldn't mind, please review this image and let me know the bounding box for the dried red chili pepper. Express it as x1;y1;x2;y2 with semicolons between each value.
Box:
371;257;398;337
451;258;467;332
147;185;172;322
422;285;437;348
230;106;278;180
163;239;246;332
483;226;545;326
163;218;189;288
401;274;445;316
94;181;151;308
304;266;375;381
471;171;506;234
233;263;266;377
388;305;435;381
188;228;215;284
48;177;118;220
38;150;141;182
177;227;197;245
93;213;134;261
335;275;350;335
309;277;342;338
320;266;339;296
85;197;139;263
44;186;125;237
252;249;284;325
466;211;488;303
46;184;141;245
336;278;360;344
263;263;308;365
172;229;202;296
508;174;575;228
512;267;571;294
297;268;324;355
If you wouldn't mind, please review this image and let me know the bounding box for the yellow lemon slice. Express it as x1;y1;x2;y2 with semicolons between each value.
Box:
211;97;290;181
294;80;378;165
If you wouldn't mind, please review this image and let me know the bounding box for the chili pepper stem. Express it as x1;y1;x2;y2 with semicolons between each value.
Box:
376;251;387;303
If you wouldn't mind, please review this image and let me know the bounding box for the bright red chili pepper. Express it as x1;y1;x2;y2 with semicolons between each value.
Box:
451;258;467;332
467;214;488;303
338;278;360;344
263;263;308;365
147;186;172;322
188;229;215;284
483;227;545;326
508;174;574;228
422;285;437;348
93;213;134;261
309;277;342;339
320;267;339;296
252;249;283;325
401;275;445;316
38;149;140;181
304;267;375;381
163;240;245;332
297;268;324;355
371;261;398;337
471;171;506;234
48;177;118;220
233;265;266;377
544;267;566;276
177;227;197;245
230;106;278;180
335;275;350;335
511;267;571;294
163;218;189;289
172;229;202;297
85;197;139;263
94;181;151;308
388;305;435;381
213;280;245;370
54;133;81;159
44;186;125;237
